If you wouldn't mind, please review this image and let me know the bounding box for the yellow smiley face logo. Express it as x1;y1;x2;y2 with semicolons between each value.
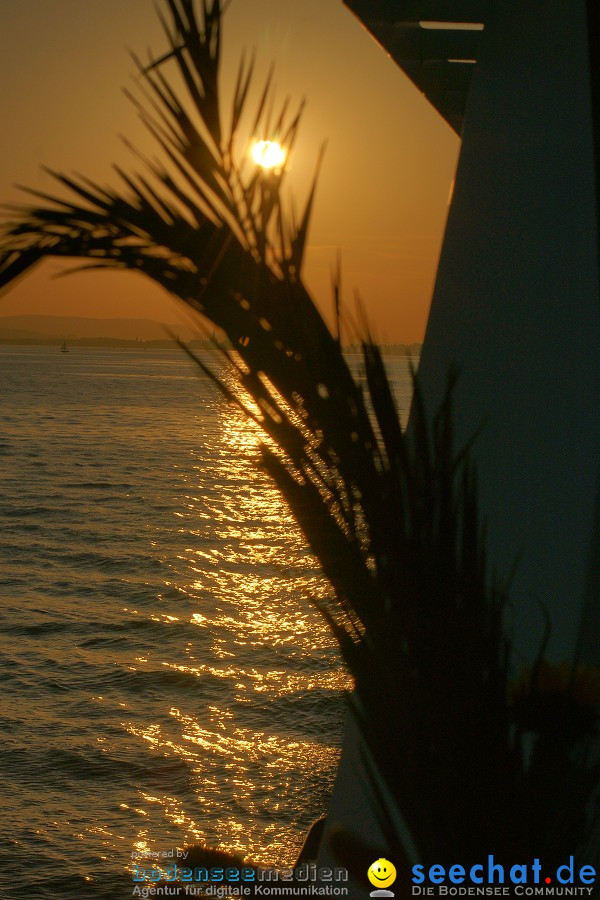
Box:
367;858;397;888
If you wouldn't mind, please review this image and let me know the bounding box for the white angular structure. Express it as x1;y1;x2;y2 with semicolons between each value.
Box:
343;0;600;666
414;0;600;667
319;0;600;880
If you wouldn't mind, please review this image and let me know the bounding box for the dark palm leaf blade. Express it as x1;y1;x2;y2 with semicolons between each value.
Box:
289;142;325;273
135;56;226;204
247;64;275;144
161;0;222;146
229;51;255;148
0;246;43;292
260;447;377;634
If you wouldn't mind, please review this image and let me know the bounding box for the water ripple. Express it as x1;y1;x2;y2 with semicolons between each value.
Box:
0;345;414;894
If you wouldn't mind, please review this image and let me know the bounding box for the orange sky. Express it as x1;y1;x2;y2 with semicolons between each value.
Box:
0;0;459;343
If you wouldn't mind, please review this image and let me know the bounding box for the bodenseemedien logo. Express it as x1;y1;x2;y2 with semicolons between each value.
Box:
368;858;397;897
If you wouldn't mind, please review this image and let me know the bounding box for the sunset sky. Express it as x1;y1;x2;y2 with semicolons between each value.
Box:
0;0;459;343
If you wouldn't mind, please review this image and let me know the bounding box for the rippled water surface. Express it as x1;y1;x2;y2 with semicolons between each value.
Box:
0;345;414;898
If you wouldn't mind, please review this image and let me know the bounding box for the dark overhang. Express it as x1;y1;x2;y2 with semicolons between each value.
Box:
343;1;490;134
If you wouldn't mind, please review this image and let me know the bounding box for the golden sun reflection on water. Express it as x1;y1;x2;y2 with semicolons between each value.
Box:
124;394;350;865
125;703;345;863
162;661;348;697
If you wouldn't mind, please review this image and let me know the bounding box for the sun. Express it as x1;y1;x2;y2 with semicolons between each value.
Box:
250;140;287;170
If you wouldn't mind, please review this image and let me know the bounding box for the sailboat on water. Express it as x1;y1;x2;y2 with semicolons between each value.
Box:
60;339;68;353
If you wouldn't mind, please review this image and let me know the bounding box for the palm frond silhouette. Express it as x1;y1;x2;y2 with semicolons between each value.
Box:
3;0;595;871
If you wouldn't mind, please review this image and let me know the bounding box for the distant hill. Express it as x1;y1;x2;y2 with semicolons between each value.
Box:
0;314;421;353
0;315;199;342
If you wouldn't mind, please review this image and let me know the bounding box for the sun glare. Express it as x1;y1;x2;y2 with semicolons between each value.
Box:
250;140;287;170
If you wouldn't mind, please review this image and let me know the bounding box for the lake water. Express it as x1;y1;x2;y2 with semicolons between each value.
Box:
0;345;415;898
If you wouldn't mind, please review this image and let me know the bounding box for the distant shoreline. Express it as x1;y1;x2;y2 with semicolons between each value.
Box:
0;337;209;350
0;316;421;354
0;337;422;354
